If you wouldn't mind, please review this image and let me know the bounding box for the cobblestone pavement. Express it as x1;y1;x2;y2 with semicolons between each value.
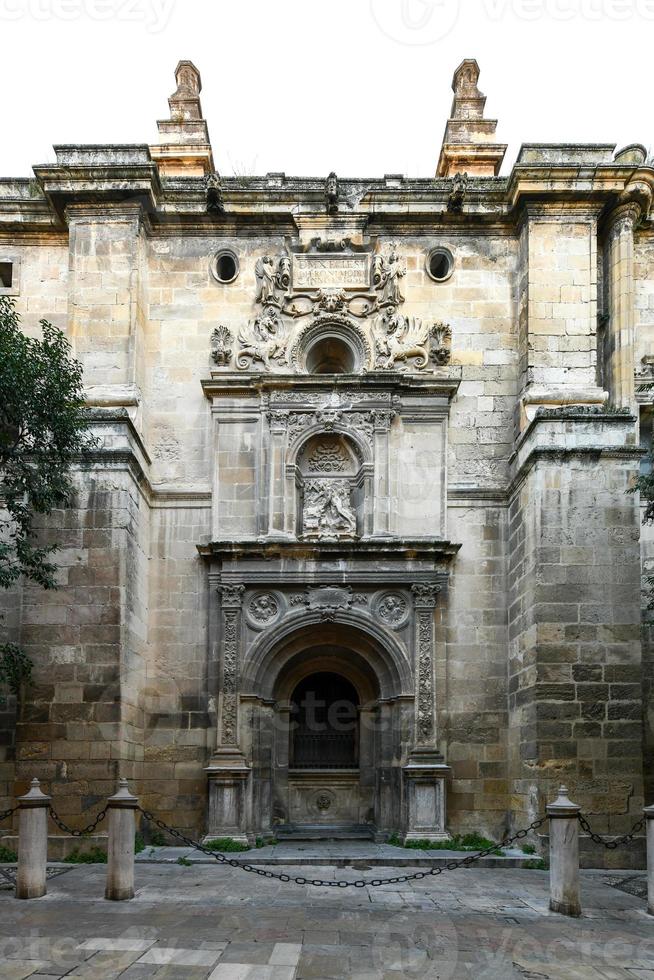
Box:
0;864;651;979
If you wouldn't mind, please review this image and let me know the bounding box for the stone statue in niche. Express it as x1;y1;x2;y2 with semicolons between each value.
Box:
255;256;279;305
237;307;288;369
372;247;406;307
303;479;357;539
373;308;429;369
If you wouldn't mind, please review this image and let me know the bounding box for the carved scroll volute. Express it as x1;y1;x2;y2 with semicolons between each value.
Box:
411;584;441;747
217;584;245;747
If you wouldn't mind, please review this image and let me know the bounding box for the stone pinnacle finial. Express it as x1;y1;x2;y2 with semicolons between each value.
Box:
150;60;215;177
436;59;506;178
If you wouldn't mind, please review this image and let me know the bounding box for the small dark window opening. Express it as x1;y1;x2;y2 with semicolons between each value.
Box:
290;672;359;769
427;248;453;282
213;251;238;283
0;262;12;288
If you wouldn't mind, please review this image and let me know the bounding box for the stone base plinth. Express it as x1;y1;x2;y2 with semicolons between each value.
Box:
205;756;250;845
402;755;450;843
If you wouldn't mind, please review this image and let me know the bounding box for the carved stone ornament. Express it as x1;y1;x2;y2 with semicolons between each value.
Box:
429;323;452;366
218;583;245;608
325;172;339;215
416;609;435;744
375;591;409;629
373;307;429;370
246;592;281;629
206;172;225;214
302;479;357;540
210;325;233;366
447;172;468;213
237;307;289;370
305;440;349;473
411;583;441;608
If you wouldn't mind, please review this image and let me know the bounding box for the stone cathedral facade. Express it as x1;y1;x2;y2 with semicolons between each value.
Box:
1;60;652;863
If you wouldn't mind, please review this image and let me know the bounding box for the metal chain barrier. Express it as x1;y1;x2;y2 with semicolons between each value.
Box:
48;805;108;837
0;805;17;823
578;813;645;850
138;807;547;888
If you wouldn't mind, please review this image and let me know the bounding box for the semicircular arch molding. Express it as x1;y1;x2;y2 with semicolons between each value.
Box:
241;610;413;701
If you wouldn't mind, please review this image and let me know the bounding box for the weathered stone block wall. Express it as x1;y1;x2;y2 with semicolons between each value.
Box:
444;501;509;840
143;504;211;836
507;416;644;864
5;453;149;833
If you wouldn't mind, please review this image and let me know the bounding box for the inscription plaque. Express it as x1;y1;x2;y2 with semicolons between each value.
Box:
292;254;370;291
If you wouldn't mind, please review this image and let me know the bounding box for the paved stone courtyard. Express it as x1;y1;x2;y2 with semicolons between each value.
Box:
0;863;651;979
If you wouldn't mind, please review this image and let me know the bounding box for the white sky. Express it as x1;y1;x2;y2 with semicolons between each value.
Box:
1;0;653;179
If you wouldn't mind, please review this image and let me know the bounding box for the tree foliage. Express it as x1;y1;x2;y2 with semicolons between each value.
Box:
0;296;94;692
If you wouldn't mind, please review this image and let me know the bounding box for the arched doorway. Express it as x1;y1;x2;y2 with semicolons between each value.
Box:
241;617;413;840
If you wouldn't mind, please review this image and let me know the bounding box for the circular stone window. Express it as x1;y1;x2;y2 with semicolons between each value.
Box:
426;247;454;283
210;249;239;284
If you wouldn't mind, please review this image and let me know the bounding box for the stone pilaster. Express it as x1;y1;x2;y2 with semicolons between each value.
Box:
411;583;441;747
604;202;640;411
517;204;606;429
403;583;450;843
206;583;250;843
216;584;245;751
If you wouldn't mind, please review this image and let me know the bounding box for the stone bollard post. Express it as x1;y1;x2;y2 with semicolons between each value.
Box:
105;778;139;901
16;778;51;900
546;784;581;917
645;804;654;916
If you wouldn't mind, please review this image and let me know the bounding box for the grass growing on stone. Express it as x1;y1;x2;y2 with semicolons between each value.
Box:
63;846;108;864
520;843;537;855
387;832;503;855
0;844;17;862
203;837;250;852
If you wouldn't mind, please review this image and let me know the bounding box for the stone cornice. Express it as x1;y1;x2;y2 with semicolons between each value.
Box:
198;539;461;566
1;144;654;232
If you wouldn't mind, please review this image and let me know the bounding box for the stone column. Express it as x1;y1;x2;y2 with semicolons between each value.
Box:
105;778;139;901
16;778;51;900
605;202;640;411
547;785;581;917
205;583;250;843
645;804;654;916
402;584;450;842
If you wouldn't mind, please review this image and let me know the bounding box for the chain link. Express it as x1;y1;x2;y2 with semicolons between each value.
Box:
0;805;17;823
48;805;108;837
578;813;645;850
138;808;547;888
